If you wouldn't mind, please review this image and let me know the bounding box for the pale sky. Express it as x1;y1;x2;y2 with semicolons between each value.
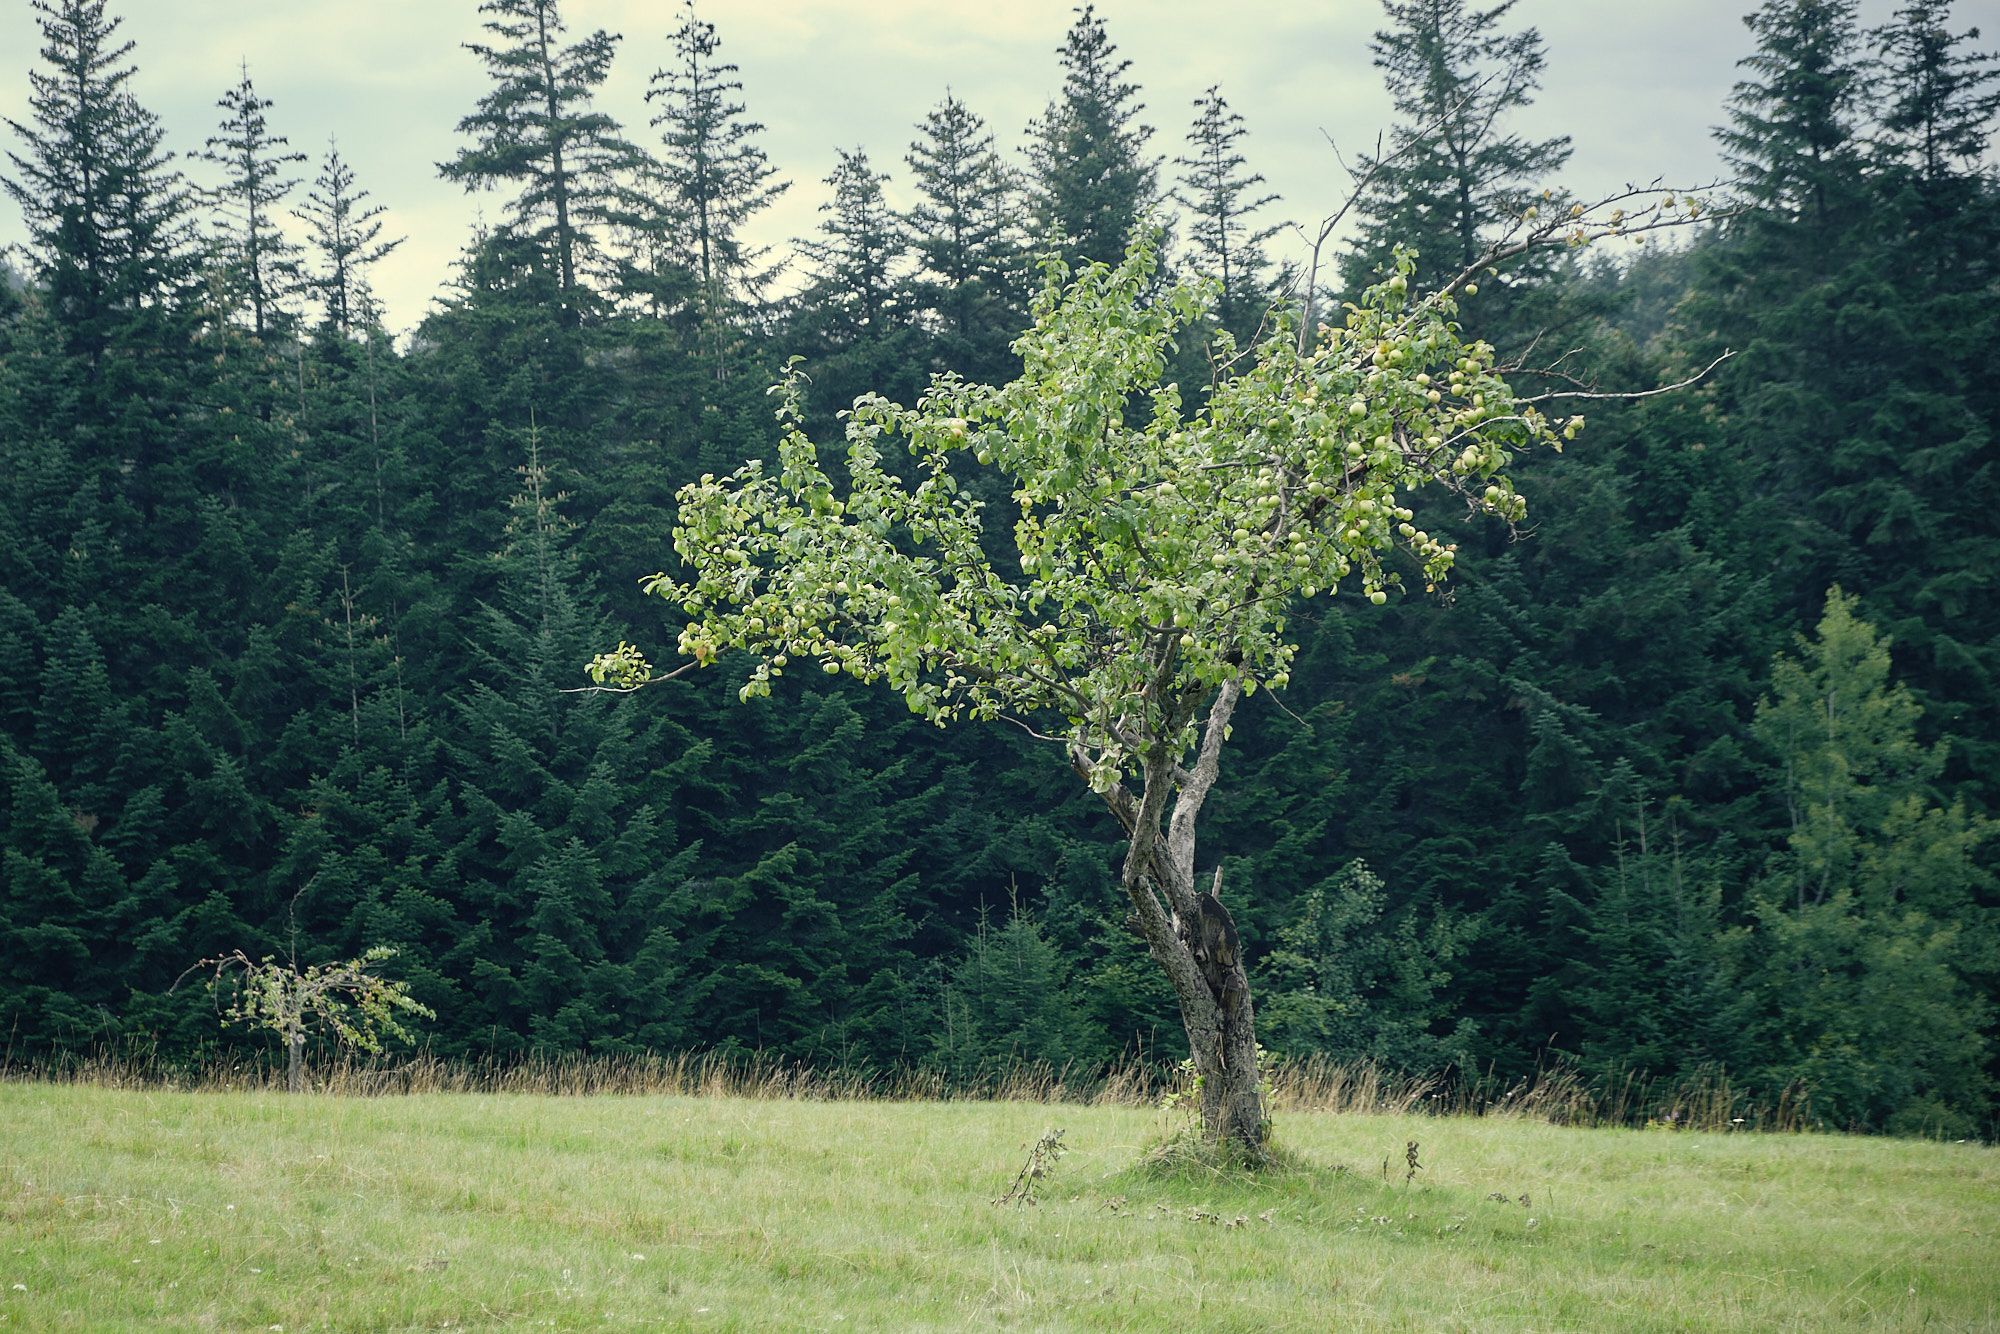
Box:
0;0;1920;333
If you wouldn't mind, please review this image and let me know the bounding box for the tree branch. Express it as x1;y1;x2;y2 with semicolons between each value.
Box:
1516;350;1735;405
1166;679;1242;898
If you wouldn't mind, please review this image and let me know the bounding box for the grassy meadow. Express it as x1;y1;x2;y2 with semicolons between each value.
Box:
1;1081;1994;1330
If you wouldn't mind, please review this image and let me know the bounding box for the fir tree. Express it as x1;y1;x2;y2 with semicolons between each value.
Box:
441;0;647;326
1342;0;1572;293
1873;1;2000;194
0;741;128;1049
1718;0;1867;230
933;904;1095;1082
199;63;305;338
645;0;787;365
903;91;1023;372
441;428;695;1051
1736;590;1994;1132
1173;86;1281;341
295;139;403;336
796;148;904;346
1694;0;2000;799
1256;860;1476;1071
2;0;195;358
1025;5;1162;271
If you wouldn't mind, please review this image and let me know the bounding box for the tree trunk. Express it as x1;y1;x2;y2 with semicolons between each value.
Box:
1189;889;1265;1148
286;1029;305;1094
1096;681;1269;1155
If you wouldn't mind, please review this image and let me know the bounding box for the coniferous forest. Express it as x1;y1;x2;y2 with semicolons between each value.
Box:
2;0;1995;1137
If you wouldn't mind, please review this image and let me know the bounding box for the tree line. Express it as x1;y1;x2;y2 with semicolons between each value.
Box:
0;0;1994;1136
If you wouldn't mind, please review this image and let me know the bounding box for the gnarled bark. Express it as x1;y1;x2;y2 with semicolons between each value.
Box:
1087;679;1267;1151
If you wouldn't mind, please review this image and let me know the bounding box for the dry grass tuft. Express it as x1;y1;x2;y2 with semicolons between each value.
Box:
7;1043;1820;1131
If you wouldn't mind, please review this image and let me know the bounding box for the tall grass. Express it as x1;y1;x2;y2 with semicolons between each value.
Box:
6;1082;1993;1330
4;1040;1822;1132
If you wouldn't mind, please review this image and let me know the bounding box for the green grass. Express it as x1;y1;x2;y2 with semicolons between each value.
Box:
2;1084;1994;1330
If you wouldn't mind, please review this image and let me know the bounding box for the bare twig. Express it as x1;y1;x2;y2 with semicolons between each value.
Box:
1517;350;1736;405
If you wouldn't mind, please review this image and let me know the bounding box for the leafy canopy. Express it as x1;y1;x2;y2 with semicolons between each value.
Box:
601;233;1577;790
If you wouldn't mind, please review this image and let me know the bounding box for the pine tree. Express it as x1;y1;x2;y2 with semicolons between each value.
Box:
294;139;403;336
1173;86;1281;341
1342;0;1572;293
199;63;305;338
441;0;647;326
903;91;1023;372
645;0;787;364
1024;5;1162;271
2;0;195;359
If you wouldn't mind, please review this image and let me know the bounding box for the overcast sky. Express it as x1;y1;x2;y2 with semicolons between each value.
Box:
0;0;1920;333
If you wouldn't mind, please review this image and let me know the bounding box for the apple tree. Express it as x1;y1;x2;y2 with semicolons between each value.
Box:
187;945;433;1093
597;192;1705;1150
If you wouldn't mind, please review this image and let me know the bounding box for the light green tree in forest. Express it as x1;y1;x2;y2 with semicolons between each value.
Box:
1739;588;1993;1134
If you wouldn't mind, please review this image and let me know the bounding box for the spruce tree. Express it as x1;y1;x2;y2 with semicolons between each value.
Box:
441;429;695;1051
1738;590;1994;1133
1692;0;2000;800
1341;0;1572;293
295;139;403;336
933;904;1094;1082
441;0;647;326
796;147;904;347
645;0;787;364
1873;1;2000;196
1717;0;1867;231
0;742;128;1049
903;91;1023;373
199;63;305;338
1173;86;1281;342
3;0;195;359
1255;860;1476;1071
1024;5;1162;271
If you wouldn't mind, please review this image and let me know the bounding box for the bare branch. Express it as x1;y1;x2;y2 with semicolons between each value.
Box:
1166;680;1242;897
1516;350;1736;405
998;712;1069;745
1433;179;1739;302
1291;81;1490;351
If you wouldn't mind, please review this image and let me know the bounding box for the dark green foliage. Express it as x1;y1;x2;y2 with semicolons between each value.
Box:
200;64;305;338
294;141;402;335
1257;861;1476;1071
1731;591;1994;1132
902;92;1024;378
1025;5;1162;271
1718;0;1867;224
1173;86;1282;341
442;0;647;326
786;147;928;420
1872;1;2000;191
644;0;787;356
932;905;1096;1080
795;149;905;349
3;0;196;359
1341;0;1572;294
0;0;1993;1135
